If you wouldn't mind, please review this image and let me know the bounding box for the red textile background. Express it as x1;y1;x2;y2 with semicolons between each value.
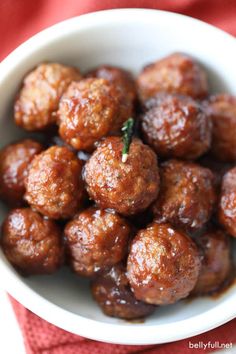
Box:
1;0;236;61
1;0;236;353
10;297;236;354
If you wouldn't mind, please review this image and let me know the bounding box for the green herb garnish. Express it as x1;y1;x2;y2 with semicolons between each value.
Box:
121;118;134;163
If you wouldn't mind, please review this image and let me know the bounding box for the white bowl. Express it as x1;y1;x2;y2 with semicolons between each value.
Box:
0;9;236;346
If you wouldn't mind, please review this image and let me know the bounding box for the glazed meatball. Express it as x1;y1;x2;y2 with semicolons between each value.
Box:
92;263;155;319
84;137;160;215
192;228;232;295
137;52;208;103
141;93;211;159
25;146;84;219
152;160;216;232
14;63;82;131
206;94;236;162
219;167;236;237
1;208;63;275
64;207;130;277
0;139;43;206
127;223;201;305
87;64;136;104
58;78;134;151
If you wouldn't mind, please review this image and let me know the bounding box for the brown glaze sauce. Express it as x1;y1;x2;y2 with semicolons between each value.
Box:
187;270;236;302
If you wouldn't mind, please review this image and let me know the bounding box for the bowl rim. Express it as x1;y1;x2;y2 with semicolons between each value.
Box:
0;8;236;345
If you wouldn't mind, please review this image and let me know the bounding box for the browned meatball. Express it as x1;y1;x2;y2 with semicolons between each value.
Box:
219;167;236;237
87;64;137;105
192;228;232;295
0;139;43;206
84;137;160;216
141;93;211;159
1;208;63;275
25;146;84;219
64;207;130;277
137;52;208;103
58;78;134;151
14;63;82;131
127;223;200;305
206;94;236;161
153;160;216;232
91;263;155;319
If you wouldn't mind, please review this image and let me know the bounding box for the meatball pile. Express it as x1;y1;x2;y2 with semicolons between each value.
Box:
0;54;235;320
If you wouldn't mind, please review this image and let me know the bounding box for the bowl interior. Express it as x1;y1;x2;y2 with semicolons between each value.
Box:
0;9;235;344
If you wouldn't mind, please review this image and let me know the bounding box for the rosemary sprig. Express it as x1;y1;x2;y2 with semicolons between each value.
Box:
121;118;134;163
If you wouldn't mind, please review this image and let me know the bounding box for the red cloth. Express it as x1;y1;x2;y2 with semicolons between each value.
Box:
1;0;236;61
1;0;236;353
9;297;236;354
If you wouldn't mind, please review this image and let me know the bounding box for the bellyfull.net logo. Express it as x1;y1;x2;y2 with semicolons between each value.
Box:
188;341;233;350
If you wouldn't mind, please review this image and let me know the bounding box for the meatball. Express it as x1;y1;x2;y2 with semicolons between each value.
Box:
25;146;84;219
91;263;155;319
84;137;160;216
152;160;216;232
137;52;208;103
14;63;81;131
141;93;211;159
64;207;130;277
192;228;232;295
219;167;236;237
58;78;134;151
127;223;201;305
1;208;63;275
206;94;236;162
87;64;136;104
0;139;43;206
